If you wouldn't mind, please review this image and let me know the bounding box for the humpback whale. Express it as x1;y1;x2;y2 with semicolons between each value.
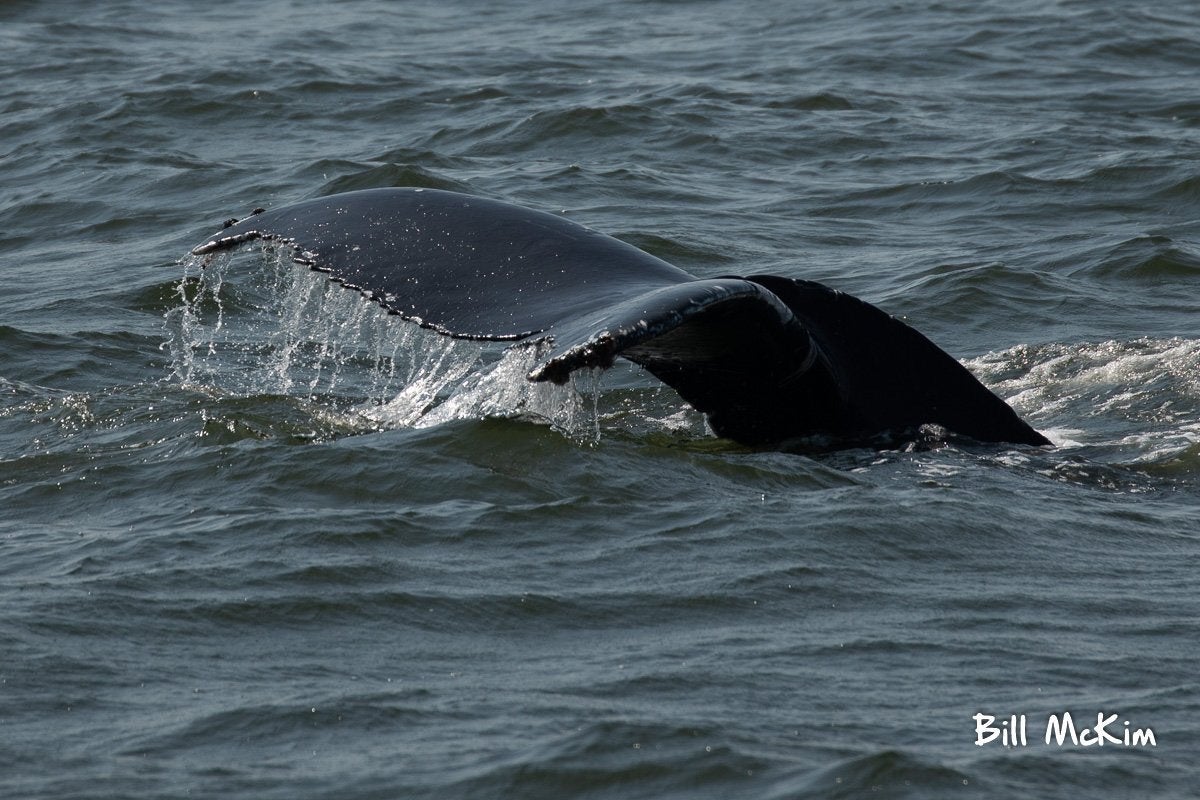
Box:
192;188;1049;447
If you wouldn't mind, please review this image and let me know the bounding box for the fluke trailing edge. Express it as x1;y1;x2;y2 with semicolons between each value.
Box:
191;188;1049;447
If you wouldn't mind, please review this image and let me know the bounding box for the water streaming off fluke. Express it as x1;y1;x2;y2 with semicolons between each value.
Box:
163;246;605;440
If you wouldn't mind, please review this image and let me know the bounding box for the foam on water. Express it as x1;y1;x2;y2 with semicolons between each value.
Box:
968;337;1200;463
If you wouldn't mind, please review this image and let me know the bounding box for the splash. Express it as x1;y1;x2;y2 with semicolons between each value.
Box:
360;343;605;441
162;246;603;440
967;337;1200;465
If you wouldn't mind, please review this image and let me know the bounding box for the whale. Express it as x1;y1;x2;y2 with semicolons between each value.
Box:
191;187;1049;447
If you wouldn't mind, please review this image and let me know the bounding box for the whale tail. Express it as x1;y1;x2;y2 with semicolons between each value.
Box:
525;274;1047;446
192;188;1048;447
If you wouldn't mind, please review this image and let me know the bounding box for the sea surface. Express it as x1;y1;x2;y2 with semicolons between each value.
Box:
3;1;1199;797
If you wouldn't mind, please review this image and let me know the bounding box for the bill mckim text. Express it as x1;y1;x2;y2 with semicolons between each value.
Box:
973;712;1156;747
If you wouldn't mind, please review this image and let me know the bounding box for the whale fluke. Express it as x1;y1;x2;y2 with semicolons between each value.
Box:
191;187;1049;447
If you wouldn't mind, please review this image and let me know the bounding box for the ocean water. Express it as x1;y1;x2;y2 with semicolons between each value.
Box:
3;1;1199;797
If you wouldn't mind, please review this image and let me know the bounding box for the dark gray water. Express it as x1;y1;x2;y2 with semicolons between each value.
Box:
3;1;1199;797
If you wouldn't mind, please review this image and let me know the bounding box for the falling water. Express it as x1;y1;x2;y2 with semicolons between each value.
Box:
162;246;604;440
